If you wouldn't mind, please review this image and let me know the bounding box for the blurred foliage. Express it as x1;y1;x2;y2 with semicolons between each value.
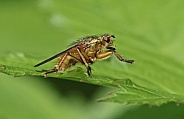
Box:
1;0;184;119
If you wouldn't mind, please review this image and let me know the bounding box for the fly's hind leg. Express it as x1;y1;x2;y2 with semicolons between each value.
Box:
44;68;58;77
44;52;69;77
44;52;68;77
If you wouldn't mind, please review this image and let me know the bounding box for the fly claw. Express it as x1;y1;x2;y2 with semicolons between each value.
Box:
34;34;134;77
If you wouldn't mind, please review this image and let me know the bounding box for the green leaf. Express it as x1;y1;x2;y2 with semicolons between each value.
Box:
0;53;184;106
98;80;184;106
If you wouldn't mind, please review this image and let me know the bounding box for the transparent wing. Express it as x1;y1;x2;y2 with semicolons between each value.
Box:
34;46;76;67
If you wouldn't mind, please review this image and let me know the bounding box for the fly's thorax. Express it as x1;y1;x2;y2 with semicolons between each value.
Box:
80;34;115;51
83;38;102;51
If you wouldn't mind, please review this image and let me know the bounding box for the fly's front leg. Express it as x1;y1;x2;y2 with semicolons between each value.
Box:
96;50;134;64
114;51;134;64
76;47;91;76
96;50;113;60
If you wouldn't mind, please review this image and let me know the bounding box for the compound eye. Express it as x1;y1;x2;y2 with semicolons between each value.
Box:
103;35;111;43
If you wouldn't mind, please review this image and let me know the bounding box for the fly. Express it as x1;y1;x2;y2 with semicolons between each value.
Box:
34;34;134;77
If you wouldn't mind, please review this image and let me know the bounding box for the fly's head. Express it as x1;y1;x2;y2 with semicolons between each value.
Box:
101;34;116;51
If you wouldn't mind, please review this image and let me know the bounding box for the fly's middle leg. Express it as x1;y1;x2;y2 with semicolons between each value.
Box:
76;47;91;76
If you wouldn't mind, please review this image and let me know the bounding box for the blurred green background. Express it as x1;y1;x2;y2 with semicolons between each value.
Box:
1;0;184;119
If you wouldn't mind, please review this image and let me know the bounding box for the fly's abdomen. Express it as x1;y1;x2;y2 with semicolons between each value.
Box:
55;53;79;71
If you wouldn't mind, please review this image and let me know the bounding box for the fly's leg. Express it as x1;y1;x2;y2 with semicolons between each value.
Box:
96;50;134;63
96;50;113;60
44;68;58;77
114;51;134;63
76;47;91;76
44;52;68;77
57;52;68;67
68;53;82;63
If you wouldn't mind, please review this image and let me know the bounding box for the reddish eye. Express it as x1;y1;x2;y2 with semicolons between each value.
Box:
103;35;111;43
102;34;115;43
105;37;110;43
